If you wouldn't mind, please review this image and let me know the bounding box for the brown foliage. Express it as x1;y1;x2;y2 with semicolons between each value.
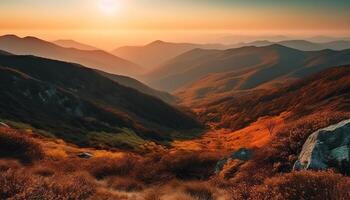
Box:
249;171;350;200
87;156;136;179
183;182;215;200
106;176;144;192
0;129;44;164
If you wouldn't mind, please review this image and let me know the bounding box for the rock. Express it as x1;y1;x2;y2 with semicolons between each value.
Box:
231;148;252;161
0;122;9;128
293;119;350;174
77;152;93;159
215;148;253;173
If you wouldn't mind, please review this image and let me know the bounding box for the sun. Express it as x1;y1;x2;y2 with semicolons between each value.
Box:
98;0;120;15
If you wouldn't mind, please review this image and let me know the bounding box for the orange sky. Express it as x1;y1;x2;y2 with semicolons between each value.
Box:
1;0;350;49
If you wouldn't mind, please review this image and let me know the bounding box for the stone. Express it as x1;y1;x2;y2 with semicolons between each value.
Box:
293;119;350;173
77;152;93;159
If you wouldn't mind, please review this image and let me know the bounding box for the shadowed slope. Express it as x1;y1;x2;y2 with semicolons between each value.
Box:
0;54;202;149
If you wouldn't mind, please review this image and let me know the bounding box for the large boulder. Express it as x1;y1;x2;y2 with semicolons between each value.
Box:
294;119;350;174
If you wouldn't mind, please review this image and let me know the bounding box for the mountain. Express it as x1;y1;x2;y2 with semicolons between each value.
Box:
0;35;142;77
234;40;350;51
97;70;176;104
0;53;202;149
146;44;350;93
112;40;228;70
197;65;350;130
53;39;99;51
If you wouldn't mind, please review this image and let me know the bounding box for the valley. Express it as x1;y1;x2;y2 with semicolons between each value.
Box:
1;36;350;200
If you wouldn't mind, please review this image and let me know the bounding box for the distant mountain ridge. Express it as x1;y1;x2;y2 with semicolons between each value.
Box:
0;34;142;77
53;39;99;51
112;40;229;70
235;39;350;51
145;44;350;95
0;53;202;149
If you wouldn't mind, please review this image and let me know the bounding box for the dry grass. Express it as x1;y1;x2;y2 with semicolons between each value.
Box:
0;128;44;164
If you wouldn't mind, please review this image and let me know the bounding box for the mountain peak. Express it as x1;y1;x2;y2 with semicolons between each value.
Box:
0;34;21;39
148;40;167;46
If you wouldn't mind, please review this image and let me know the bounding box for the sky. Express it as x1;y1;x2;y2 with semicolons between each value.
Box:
1;0;350;49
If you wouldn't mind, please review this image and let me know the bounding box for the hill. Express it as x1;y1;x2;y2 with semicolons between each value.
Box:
0;53;202;149
234;39;350;51
53;39;99;51
97;70;176;103
112;40;228;70
146;45;350;93
0;35;142;77
197;65;350;130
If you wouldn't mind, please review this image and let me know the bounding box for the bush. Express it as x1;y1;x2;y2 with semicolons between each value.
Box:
0;129;44;164
87;156;136;179
0;167;97;200
161;151;220;180
249;171;350;200
183;182;215;200
106;177;144;192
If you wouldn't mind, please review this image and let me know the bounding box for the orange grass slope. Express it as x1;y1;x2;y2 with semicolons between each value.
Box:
172;112;288;152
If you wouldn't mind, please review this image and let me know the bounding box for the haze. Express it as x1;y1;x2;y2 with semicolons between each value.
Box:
1;0;350;49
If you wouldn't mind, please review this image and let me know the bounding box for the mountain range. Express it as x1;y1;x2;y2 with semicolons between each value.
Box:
0;51;201;149
145;45;350;97
53;39;99;51
197;65;350;130
112;40;228;70
0;35;141;77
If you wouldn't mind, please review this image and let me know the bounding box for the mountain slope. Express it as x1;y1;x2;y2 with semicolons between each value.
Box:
198;65;350;130
235;40;350;51
53;39;99;51
146;45;350;92
97;70;176;103
0;35;142;76
112;40;228;70
0;54;202;149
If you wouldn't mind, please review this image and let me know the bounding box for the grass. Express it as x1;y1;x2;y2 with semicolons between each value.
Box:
87;128;146;150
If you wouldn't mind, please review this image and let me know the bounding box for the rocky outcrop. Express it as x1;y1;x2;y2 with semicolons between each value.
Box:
0;122;9;128
294;119;350;174
215;148;253;173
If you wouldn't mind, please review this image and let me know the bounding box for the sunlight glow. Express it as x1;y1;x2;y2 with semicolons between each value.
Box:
98;0;120;15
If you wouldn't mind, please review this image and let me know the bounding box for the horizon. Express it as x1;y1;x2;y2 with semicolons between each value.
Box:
1;0;350;50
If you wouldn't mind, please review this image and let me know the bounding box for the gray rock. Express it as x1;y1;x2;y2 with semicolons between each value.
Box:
294;119;350;172
215;148;253;173
77;152;93;159
0;122;9;128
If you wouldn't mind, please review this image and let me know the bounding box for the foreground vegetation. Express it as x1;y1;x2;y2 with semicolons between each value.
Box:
1;109;350;200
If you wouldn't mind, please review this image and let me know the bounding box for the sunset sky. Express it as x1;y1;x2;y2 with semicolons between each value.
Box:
1;0;350;49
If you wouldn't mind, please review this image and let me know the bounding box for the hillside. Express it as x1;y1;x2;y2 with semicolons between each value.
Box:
0;35;142;76
197;65;350;130
0;53;202;149
97;70;176;103
146;44;350;92
113;40;228;70
53;39;99;51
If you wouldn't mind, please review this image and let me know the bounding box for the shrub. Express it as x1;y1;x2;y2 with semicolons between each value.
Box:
161;151;220;180
106;177;144;192
183;182;215;200
249;171;350;200
87;156;136;179
0;129;44;164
